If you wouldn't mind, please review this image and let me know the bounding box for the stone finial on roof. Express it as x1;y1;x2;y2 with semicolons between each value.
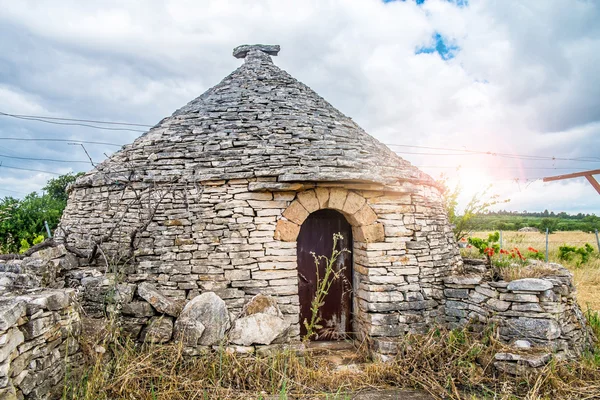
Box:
233;44;280;59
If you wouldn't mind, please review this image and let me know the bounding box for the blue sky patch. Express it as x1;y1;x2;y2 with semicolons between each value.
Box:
415;32;459;60
383;0;468;6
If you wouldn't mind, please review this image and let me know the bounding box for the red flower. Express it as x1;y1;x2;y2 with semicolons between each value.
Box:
514;248;524;260
484;247;495;257
500;249;508;255
528;246;538;253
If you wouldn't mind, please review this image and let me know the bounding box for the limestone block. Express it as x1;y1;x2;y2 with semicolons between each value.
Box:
512;303;544;312
342;191;366;215
274;192;296;201
137;283;185;317
31;245;67;262
443;275;483;286
224;269;251;281
349;204;378;226
0;299;26;331
296;190;319;213
23;290;72;312
252;270;296;280
140;316;174;344
314;187;329;208
0;328;24;363
282;201;309;225
233;192;273;200
274;219;300;242
229;294;290;346
500;317;561;340
444;289;469;299
353;223;385;243
121;301;156;317
494;351;552;368
506;278;553;292
228;313;290;346
328;188;348;210
247;200;288;209
499;293;539;303
174;292;230;346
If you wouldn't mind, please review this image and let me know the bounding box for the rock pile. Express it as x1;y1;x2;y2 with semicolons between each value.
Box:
0;245;78;295
443;264;594;374
0;289;82;399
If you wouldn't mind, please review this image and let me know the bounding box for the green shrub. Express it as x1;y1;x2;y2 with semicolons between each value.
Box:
558;243;595;266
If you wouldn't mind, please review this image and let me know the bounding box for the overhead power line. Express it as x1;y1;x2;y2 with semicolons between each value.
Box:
0;153;90;164
0;164;62;175
0;187;28;195
0;137;123;147
0;113;153;127
414;165;593;171
0;111;147;133
387;143;600;163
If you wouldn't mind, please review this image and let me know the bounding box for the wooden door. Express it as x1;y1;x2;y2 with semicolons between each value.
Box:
297;209;353;340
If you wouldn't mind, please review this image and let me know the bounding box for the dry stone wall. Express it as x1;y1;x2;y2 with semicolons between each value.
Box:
0;289;82;400
58;177;460;345
443;261;594;374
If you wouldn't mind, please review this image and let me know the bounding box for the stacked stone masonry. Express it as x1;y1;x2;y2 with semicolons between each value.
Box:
0;289;82;400
59;182;460;343
442;261;594;374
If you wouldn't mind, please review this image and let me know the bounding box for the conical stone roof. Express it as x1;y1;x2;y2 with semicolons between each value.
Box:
76;44;433;188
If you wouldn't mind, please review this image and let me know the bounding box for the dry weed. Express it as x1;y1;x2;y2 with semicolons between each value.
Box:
497;264;560;282
64;322;600;400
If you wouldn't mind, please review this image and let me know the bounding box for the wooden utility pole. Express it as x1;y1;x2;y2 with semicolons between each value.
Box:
543;169;600;195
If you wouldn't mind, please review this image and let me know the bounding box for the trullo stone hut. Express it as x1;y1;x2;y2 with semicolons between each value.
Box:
58;44;463;351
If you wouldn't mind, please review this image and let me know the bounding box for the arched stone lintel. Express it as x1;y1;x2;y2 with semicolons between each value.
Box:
274;188;384;242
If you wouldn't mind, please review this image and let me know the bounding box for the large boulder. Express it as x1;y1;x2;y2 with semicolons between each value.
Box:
174;292;230;346
228;294;290;346
137;282;185;317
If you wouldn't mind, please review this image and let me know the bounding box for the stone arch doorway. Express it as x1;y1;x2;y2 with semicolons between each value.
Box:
297;209;353;340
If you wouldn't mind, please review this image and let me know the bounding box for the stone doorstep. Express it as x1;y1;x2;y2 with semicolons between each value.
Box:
305;340;356;352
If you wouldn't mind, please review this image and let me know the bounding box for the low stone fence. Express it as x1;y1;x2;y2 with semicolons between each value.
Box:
0;289;82;399
443;261;595;374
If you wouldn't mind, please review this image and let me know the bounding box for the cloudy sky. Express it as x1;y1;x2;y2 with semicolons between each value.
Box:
0;0;599;214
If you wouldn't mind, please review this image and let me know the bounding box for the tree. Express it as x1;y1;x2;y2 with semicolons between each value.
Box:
441;179;509;242
43;172;83;205
0;172;82;253
538;218;559;234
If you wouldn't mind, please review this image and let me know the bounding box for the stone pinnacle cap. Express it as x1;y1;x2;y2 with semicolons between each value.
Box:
233;44;280;59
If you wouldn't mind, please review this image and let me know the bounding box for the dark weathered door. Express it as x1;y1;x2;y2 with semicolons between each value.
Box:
297;209;353;340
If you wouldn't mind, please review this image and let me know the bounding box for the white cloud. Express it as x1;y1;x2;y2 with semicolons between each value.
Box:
0;0;598;214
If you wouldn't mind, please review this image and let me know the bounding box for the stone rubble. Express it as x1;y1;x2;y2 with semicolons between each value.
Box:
174;292;230;346
228;294;290;346
443;262;594;373
0;289;82;400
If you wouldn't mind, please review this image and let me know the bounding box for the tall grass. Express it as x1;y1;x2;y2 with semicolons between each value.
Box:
64;320;600;400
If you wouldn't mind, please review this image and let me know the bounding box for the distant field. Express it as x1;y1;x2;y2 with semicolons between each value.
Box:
468;231;600;311
470;214;599;232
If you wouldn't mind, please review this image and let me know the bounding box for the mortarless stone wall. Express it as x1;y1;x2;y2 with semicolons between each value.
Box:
441;261;595;373
58;178;461;345
0;289;82;400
